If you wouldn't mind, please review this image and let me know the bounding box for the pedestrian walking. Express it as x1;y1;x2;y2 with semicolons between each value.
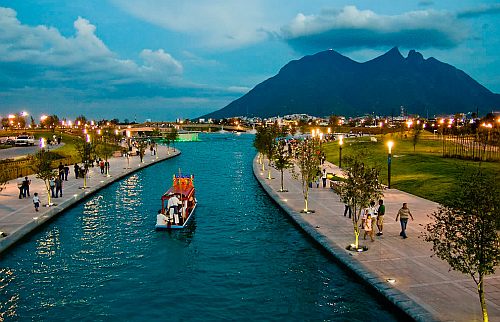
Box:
322;169;327;188
33;192;40;212
55;177;63;198
58;162;64;180
105;161;110;175
64;164;70;181
74;164;79;179
343;204;352;218
376;199;385;236
395;202;414;239
99;159;105;174
49;177;56;198
369;200;378;236
17;180;24;199
363;213;374;242
22;176;31;197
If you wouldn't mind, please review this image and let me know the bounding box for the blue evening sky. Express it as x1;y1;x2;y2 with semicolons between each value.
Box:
0;1;499;121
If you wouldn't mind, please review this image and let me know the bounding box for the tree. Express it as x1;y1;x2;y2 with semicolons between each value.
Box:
95;132;116;176
75;136;93;188
165;127;178;153
262;124;280;180
40;115;59;130
333;155;384;249
75;115;87;127
291;138;322;213
424;171;500;322
412;122;423;152
30;149;57;206
271;139;293;192
253;126;267;169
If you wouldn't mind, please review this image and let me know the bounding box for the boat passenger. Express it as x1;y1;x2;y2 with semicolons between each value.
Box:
156;209;168;226
167;193;181;224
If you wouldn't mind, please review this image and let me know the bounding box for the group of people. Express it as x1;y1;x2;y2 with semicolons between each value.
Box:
17;176;31;199
157;192;185;226
361;200;386;242
343;200;414;240
25;158;115;212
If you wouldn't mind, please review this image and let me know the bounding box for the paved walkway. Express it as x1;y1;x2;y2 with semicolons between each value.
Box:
0;146;180;254
254;157;500;322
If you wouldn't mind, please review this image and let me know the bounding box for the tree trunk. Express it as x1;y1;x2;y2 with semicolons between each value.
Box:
45;180;51;206
267;160;272;180
280;170;284;191
478;275;489;322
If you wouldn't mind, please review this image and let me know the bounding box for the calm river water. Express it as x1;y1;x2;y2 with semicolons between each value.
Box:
0;133;399;321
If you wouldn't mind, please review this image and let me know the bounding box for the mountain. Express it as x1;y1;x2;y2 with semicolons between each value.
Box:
201;47;500;119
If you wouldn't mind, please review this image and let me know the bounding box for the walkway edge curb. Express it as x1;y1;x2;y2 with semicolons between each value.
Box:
0;150;181;255
252;155;438;322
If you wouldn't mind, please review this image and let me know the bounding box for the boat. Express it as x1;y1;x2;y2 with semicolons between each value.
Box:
156;174;197;230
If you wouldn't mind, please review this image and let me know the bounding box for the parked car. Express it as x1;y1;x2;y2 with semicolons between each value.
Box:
15;135;35;146
0;137;17;145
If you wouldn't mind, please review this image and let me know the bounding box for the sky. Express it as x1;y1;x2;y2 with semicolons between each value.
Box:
0;0;499;122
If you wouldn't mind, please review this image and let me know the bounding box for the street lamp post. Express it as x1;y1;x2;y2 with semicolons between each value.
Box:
83;134;91;189
387;141;394;189
126;130;131;169
339;135;343;168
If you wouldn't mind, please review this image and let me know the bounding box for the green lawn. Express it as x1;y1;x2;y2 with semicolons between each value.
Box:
323;132;500;204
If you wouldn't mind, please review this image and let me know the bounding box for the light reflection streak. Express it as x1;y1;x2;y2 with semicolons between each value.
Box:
0;268;19;320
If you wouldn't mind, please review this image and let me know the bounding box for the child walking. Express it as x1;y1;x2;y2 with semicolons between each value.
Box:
33;192;40;212
363;213;374;242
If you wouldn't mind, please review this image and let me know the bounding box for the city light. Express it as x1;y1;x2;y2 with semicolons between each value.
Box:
387;140;394;154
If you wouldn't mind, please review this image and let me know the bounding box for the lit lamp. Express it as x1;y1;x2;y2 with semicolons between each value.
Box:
339;135;343;168
126;130;131;169
387;141;394;189
85;134;91;188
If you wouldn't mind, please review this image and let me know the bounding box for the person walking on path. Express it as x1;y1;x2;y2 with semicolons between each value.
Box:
58;162;64;180
49;177;56;198
64;164;70;181
33;192;40;212
55;177;63;198
17;180;24;199
22;176;31;198
74;164;79;179
363;213;375;242
322;169;327;188
395;202;414;239
99;160;105;174
376;199;385;236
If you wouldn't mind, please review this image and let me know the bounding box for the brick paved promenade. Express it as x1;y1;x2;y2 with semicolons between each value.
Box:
0;146;180;254
254;157;500;322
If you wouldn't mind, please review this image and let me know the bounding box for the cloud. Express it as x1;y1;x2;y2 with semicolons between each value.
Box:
281;6;465;51
110;0;274;48
226;86;251;94
418;0;434;7
0;7;183;90
457;4;500;19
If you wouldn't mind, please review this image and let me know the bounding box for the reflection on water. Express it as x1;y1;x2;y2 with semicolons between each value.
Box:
0;268;18;321
0;134;398;321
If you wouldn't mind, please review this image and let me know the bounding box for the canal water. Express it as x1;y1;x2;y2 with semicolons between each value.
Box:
0;133;399;321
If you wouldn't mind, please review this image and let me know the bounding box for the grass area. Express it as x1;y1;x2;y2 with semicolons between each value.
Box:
323;131;500;204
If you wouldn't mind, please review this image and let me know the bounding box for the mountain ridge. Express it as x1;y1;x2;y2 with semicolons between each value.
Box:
202;48;500;119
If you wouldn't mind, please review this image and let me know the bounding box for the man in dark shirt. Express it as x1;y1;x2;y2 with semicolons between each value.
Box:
376;199;386;236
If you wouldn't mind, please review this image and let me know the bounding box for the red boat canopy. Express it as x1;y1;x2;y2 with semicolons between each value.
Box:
161;174;195;201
